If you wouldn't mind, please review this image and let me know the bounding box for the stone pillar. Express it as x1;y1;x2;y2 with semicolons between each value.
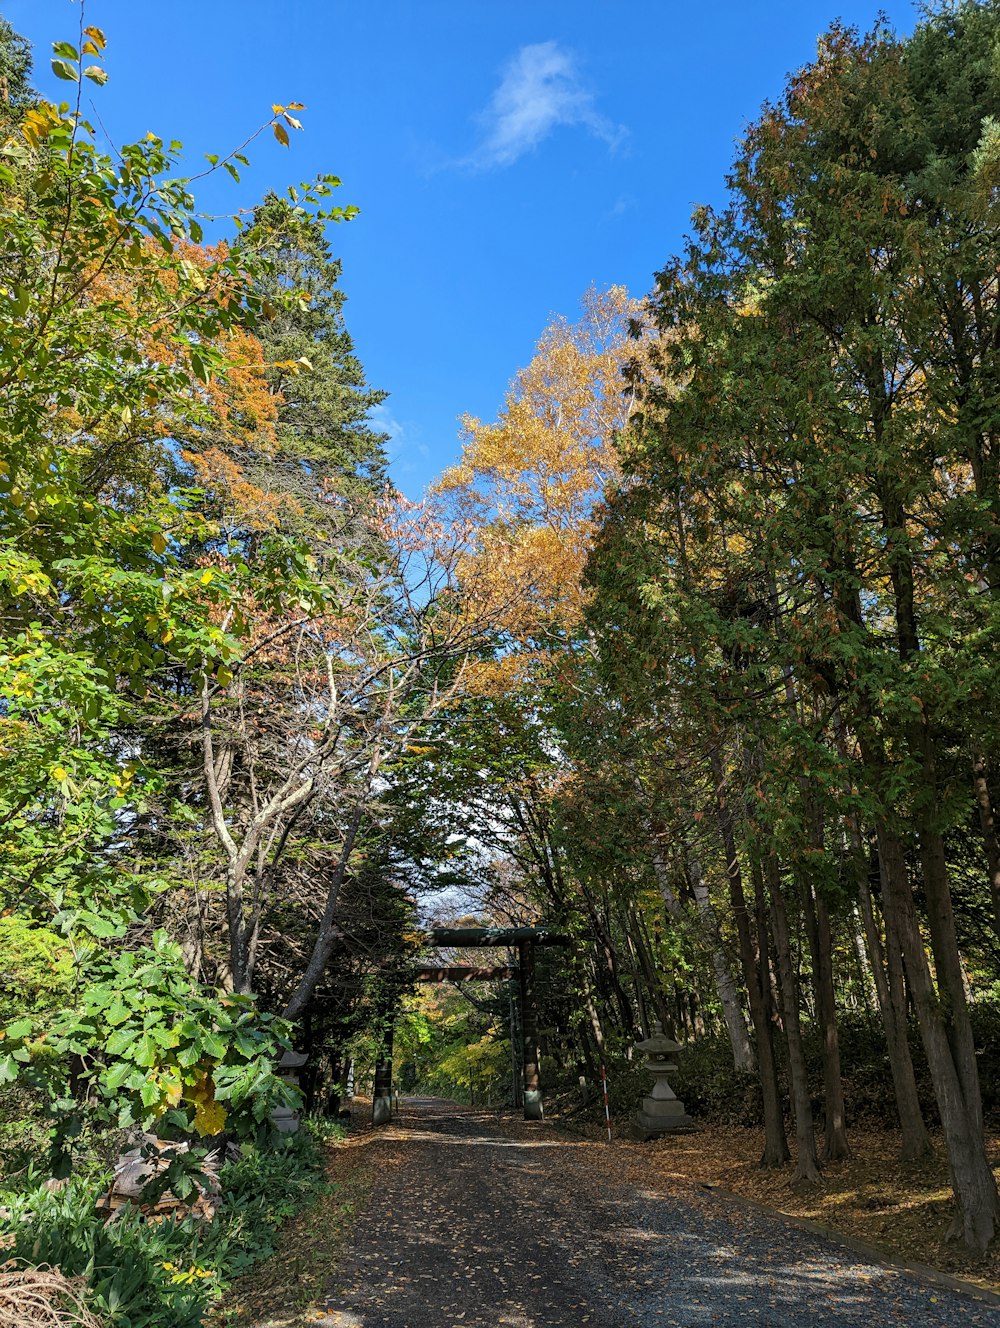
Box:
372;1023;394;1126
633;1021;692;1138
508;968;523;1109
518;940;543;1119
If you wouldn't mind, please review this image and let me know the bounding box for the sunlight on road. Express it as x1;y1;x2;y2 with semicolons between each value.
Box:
386;1130;600;1150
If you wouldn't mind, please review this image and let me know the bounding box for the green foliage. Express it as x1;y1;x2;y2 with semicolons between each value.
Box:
0;20;435;1140
2;1178;207;1327
0;16;36;127
0;95;222;915
670;1036;768;1128
1;1129;330;1327
395;985;512;1106
0;917;72;1023
0;919;75;1181
0;24;354;929
0;933;299;1177
432;1033;511;1103
202;1129;334;1275
240;193;388;500
661;1006;1000;1133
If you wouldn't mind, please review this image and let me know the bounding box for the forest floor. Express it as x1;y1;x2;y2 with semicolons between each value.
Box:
634;1124;1000;1297
230;1098;1000;1328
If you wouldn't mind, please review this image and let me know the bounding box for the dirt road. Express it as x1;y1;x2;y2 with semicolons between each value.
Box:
315;1097;1000;1328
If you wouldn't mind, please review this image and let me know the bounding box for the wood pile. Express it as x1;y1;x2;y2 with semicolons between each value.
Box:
95;1138;228;1224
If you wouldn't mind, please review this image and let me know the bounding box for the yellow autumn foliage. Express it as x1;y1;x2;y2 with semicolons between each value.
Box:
434;286;650;668
186;1069;229;1137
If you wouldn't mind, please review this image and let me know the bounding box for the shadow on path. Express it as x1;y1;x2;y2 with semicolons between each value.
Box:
315;1097;1000;1328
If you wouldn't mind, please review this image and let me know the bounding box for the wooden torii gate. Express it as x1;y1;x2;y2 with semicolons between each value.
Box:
424;927;569;1122
373;926;569;1124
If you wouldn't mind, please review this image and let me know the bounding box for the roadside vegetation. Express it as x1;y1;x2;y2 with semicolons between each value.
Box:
4;3;1000;1321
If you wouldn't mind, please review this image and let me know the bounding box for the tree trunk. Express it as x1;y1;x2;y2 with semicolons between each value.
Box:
765;854;821;1185
917;823;985;1136
858;852;932;1160
655;849;755;1073
709;751;789;1166
630;904;674;1034
578;881;636;1039
622;927;651;1040
802;882;850;1161
283;806;364;1021
687;854;755;1071
849;904;876;1012
876;464;996;1242
579;962;607;1075
830;697;930;1159
825;476;994;1240
973;753;1000;944
877;819;998;1248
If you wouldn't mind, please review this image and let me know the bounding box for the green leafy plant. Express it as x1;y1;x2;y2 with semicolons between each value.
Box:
1;1130;330;1326
0;932;300;1179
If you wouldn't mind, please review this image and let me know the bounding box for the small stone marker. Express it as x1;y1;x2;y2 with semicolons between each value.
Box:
633;1021;693;1138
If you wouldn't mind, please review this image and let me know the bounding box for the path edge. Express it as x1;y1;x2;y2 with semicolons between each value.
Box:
549;1118;1000;1310
698;1180;1000;1310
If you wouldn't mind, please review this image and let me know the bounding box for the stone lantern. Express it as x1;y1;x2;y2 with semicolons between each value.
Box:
633;1021;692;1138
272;1050;308;1135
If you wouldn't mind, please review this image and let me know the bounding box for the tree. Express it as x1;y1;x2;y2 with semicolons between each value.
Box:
0;31;317;930
582;2;1000;1243
0;21;394;1151
241;194;388;504
433;285;641;646
0;16;36;129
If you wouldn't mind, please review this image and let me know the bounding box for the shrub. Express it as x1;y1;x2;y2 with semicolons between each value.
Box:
0;918;73;1025
1;1129;331;1327
660;1002;1000;1133
0;919;76;1181
0;933;300;1180
672;1035;763;1126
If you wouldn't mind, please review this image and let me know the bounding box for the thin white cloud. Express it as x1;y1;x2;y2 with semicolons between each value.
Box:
606;193;635;219
372;403;430;478
371;402;405;447
464;41;624;170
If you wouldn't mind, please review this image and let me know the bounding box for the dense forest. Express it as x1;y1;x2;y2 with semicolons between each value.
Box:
4;3;1000;1322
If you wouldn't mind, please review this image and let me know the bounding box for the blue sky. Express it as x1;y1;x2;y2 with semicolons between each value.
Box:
7;0;920;496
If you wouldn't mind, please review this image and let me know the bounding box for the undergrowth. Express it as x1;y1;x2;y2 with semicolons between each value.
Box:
0;1122;341;1327
559;1002;1000;1135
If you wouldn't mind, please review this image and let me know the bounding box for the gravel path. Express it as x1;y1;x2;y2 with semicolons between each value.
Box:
317;1097;1000;1328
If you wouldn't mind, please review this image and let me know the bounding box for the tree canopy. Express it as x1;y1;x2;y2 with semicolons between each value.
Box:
6;5;1000;1299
